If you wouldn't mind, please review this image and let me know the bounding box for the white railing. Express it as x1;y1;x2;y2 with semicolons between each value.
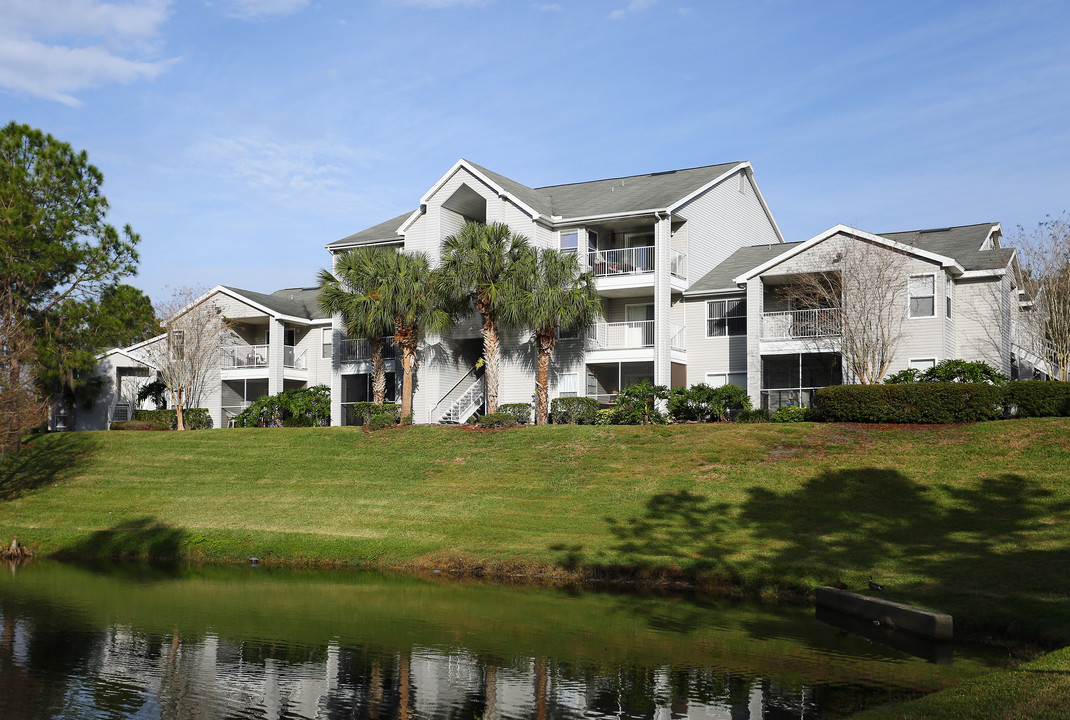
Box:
592;320;655;350
443;378;486;424
761;308;841;340
222;344;268;369
670;249;687;280
283;345;306;370
587;246;655;277
670;322;686;350
339;337;397;364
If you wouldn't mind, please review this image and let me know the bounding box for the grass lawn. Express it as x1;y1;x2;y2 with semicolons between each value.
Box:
2;419;1069;650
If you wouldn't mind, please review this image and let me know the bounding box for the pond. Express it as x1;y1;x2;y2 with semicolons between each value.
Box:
0;561;1007;719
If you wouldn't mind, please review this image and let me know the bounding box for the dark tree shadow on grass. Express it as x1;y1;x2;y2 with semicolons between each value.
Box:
54;517;187;562
0;433;99;501
594;469;1070;643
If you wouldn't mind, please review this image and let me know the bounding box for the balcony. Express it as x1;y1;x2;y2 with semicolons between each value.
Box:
761;308;841;340
339;337;397;364
589;321;685;351
585;247;687;280
221;344;306;370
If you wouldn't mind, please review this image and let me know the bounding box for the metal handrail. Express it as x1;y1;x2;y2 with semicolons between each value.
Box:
761;308;841;340
429;365;484;423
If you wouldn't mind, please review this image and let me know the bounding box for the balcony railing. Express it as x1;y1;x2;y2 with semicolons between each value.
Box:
591;320;654;350
585;246;688;281
761;308;841;340
339;337;397;364
283;345;306;370
222;344;268;369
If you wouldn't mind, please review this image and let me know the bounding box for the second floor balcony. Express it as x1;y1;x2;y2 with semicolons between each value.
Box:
761;308;841;340
221;344;307;370
338;337;397;364
589;321;686;351
584;246;687;281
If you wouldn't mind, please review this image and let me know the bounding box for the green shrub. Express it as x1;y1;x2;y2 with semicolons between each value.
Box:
612;380;668;425
1003;381;1070;418
668;383;753;422
134;408;213;430
736;408;772;423
814;383;1004;424
477;412;515;428
234;386;331;427
343;402;400;427
774;406;809;422
550;396;600;425
594;408;615;425
498;403;532;425
884;359;1008;385
282;416;315;427
110;420;169;431
366;413;394;431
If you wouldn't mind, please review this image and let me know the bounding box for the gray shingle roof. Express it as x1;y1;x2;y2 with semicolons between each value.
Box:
686;243;803;295
536;162;743;218
327;211;412;249
332;161;750;247
881;223;1012;271
222;286;329;320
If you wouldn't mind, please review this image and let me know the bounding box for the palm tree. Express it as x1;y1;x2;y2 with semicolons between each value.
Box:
437;221;531;414
505;248;601;424
318;247;394;404
373;250;452;421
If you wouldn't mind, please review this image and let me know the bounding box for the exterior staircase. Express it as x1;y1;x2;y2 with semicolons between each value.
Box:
431;367;486;424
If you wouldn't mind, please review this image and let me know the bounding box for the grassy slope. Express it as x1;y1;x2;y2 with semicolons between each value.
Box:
2;419;1069;649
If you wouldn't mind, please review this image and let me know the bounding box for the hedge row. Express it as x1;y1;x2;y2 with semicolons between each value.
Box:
813;381;1070;424
134;408;213;430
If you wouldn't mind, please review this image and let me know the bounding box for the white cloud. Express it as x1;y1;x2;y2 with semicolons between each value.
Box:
0;0;173;105
188;134;381;206
0;37;171;106
216;0;309;19
609;0;656;20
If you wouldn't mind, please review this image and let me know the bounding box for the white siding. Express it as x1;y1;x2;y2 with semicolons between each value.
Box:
955;276;1009;372
684;295;748;384
674;169;781;288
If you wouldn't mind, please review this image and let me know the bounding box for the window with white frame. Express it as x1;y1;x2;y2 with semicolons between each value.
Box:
169;329;185;360
909;358;936;371
705;372;747;389
909;274;935;318
706;299;746;337
946;278;954;319
558;372;578;397
322;328;333;359
559;231;578;253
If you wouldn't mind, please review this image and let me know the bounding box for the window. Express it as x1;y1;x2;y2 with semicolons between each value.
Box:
559;372;578;397
909;358;936;371
587;231;599;253
560;231;578;253
169;329;185;360
705;372;746;389
909;274;935;317
706;299;746;337
322;328;333;359
946;279;954;319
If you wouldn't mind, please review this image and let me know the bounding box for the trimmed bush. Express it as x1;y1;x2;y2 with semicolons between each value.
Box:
498;403;532;425
774;406;809;422
550;396;600;425
593;408;615;425
234;386;331;428
814;383;1004;424
1003;381;1070;418
110;420;169;431
736;408;772;423
366;413;394;431
477;412;515;428
134;408;213;430
345;402;400;427
884;359;1008;385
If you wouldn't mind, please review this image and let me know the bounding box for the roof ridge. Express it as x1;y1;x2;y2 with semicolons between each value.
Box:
880;221;998;235
534;162;743;190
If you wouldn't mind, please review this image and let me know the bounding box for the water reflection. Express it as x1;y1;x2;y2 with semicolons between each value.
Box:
0;562;1003;719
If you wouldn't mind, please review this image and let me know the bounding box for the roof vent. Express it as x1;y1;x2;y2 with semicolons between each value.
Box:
650;170;677;176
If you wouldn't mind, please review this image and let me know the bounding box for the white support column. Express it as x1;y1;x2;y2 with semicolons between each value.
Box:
330;315;343;426
268;318;285;396
746;278;763;409
653;213;672;392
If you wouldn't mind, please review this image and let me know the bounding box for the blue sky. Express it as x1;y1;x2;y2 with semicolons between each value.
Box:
2;0;1069;303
